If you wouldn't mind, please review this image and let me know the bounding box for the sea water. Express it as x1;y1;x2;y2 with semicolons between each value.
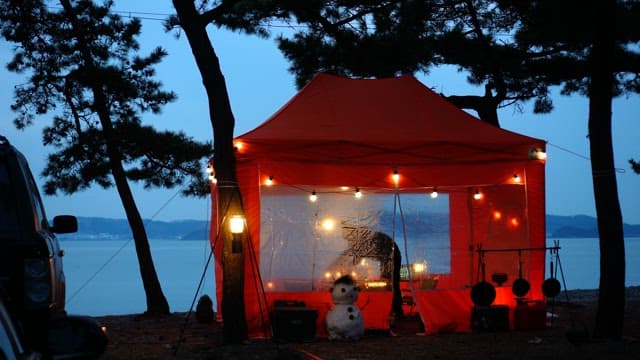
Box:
60;237;639;316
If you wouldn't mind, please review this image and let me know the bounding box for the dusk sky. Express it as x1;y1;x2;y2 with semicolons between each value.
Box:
1;1;639;225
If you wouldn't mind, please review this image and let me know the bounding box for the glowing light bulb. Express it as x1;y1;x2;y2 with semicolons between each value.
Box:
234;141;243;150
392;170;400;185
229;215;245;234
209;175;217;184
430;188;438;199
529;148;547;160
355;188;362;199
309;191;318;202
267;281;274;289
473;190;483;200
493;211;502;220
265;176;273;186
513;174;521;183
321;218;335;231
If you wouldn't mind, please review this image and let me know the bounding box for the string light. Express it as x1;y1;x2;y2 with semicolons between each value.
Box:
473;190;483;200
513;174;521;183
309;191;318;202
354;187;362;198
392;169;400;185
206;163;216;184
430;188;438;199
265;176;274;186
529;148;547;160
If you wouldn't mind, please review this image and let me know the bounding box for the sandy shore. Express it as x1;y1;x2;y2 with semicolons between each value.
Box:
96;287;640;359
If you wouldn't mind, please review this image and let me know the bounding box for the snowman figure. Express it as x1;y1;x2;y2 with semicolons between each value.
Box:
325;275;364;341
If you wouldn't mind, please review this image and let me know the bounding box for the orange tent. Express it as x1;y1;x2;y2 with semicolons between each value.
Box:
210;73;547;337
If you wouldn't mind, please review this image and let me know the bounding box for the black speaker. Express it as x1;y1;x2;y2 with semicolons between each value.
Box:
471;305;509;332
271;306;318;342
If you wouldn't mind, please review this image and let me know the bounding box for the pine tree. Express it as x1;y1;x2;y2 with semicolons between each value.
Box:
0;0;211;315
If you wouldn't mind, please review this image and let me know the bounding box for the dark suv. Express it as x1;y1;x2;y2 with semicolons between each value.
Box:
0;135;77;346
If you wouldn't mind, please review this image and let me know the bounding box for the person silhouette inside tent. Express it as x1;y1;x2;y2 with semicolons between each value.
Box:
325;223;404;318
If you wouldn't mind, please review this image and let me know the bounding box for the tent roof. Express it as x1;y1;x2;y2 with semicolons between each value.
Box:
234;73;545;187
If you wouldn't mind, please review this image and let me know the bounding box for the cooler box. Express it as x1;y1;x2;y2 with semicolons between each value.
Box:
271;300;318;342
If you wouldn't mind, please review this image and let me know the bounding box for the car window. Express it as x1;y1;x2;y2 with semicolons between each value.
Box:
0;158;20;233
17;159;48;231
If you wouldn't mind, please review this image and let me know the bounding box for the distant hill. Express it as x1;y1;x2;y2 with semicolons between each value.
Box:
60;214;640;241
546;214;640;238
61;217;209;240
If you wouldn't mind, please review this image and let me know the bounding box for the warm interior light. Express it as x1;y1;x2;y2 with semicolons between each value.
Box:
493;211;502;220
392;169;400;185
510;217;520;227
365;281;388;289
309;191;318;202
234;141;243;150
324;272;331;279
265;176;274;186
413;262;427;273
513;174;521;183
229;215;245;234
473;190;483;200
340;186;349;191
321;218;335;231
355;187;362;198
267;281;274;289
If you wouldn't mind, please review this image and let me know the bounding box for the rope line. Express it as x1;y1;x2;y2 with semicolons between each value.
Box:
66;186;188;305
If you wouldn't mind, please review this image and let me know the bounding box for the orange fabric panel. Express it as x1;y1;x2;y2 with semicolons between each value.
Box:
415;289;474;335
416;287;519;335
449;192;474;288
525;162;546;300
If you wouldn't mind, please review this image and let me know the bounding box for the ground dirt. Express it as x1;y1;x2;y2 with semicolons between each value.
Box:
96;287;640;359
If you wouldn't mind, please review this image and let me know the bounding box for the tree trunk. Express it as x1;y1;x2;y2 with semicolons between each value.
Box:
172;0;248;342
445;94;500;127
589;0;625;340
106;138;171;315
59;0;170;315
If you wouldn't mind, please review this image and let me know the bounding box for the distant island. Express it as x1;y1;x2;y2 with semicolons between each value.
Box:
58;214;640;241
